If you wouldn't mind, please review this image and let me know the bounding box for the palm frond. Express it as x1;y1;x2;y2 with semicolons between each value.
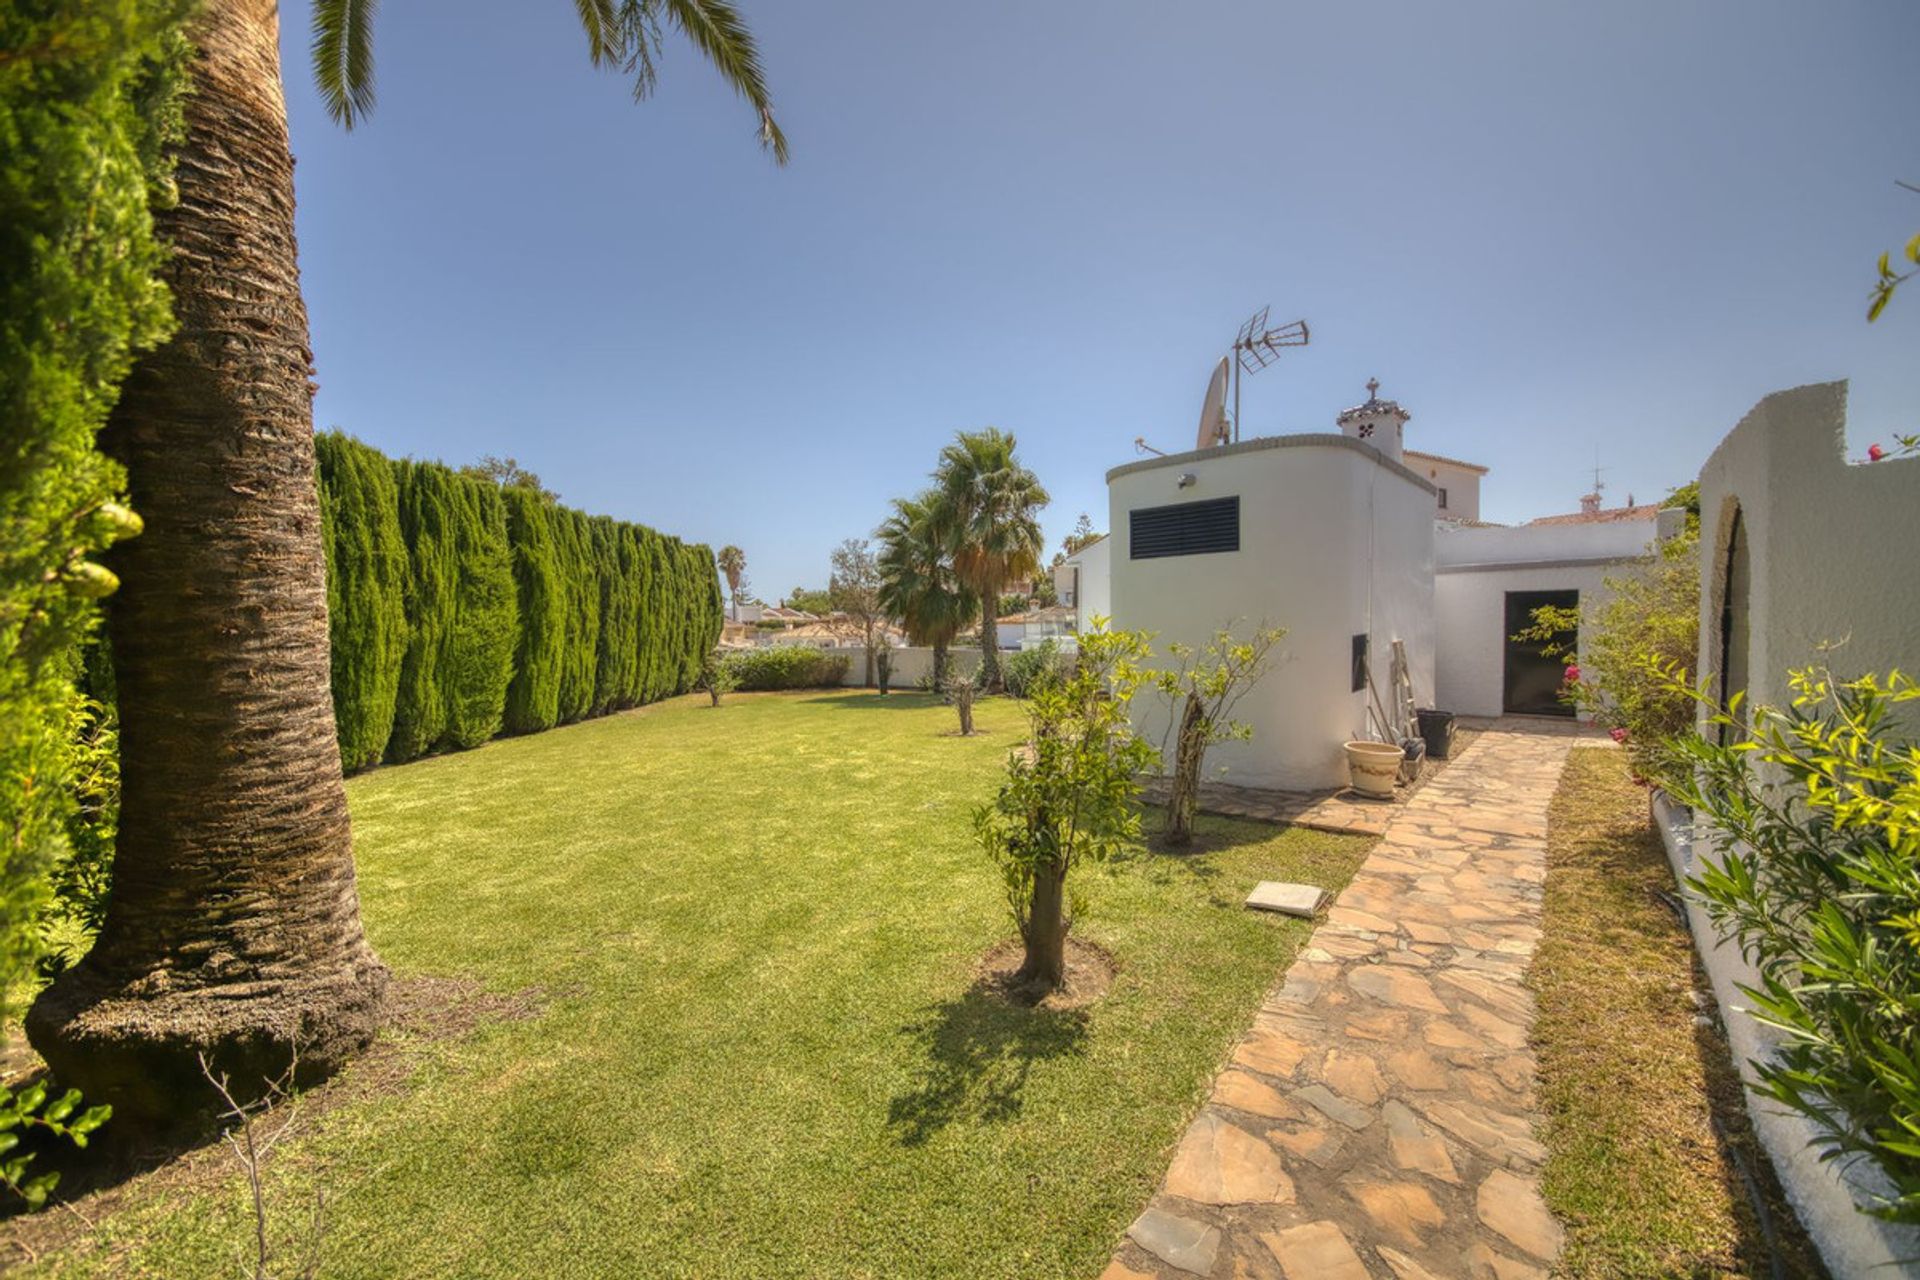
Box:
575;0;621;65
311;0;379;129
656;0;788;163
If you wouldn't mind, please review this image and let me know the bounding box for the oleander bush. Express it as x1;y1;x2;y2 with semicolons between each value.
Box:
1672;668;1920;1223
722;647;851;691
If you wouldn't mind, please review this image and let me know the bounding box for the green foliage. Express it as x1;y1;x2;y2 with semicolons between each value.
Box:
700;649;740;706
1003;640;1069;699
933;428;1050;690
0;1080;111;1212
1515;531;1698;792
316;433;410;772
555;509;601;724
783;586;832;615
502;487;565;735
1671;669;1920;1222
46;686;118;953
974;626;1159;951
721;646;850;691
1868;226;1920;322
1153;624;1285;845
591;517;639;714
0;0;185;1019
387;460;456;761
876;491;977;655
442;476;517;749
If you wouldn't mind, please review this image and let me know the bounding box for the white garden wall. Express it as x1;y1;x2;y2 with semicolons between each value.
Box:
1683;381;1920;1277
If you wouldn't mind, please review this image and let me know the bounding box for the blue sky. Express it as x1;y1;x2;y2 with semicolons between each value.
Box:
281;1;1919;601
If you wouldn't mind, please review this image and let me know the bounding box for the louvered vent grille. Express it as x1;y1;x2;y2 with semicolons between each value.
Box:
1129;496;1240;560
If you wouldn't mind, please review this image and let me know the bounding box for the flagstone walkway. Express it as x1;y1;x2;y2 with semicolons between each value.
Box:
1103;719;1602;1280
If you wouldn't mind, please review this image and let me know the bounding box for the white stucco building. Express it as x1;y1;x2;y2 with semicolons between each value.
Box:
1054;534;1111;633
1105;384;1437;792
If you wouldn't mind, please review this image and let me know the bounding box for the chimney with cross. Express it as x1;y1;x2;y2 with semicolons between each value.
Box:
1334;377;1410;463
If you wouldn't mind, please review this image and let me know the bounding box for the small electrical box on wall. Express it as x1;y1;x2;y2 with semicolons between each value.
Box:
1351;633;1369;693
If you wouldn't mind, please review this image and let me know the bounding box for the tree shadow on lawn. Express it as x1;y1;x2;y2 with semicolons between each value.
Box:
887;979;1090;1148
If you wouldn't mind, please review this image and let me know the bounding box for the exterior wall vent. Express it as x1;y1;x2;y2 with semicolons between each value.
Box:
1129;496;1240;560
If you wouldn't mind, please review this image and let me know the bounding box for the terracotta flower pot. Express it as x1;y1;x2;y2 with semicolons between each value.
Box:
1344;740;1403;798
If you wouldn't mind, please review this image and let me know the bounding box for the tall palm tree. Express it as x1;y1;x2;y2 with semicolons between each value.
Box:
28;0;785;1121
875;493;976;692
932;429;1049;693
716;545;746;621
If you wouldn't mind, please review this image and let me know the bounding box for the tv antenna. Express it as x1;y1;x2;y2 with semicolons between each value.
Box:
1228;306;1310;442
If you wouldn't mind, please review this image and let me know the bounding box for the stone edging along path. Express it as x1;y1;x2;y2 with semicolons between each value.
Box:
1103;720;1602;1280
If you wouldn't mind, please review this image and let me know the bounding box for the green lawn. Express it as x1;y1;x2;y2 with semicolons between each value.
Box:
34;691;1369;1279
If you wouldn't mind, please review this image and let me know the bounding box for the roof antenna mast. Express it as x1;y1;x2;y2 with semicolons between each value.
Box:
1229;306;1311;443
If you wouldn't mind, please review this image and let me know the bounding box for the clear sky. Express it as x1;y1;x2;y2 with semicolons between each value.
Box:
280;1;1919;601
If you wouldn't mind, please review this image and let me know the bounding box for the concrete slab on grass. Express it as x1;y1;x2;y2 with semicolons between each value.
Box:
1245;881;1327;917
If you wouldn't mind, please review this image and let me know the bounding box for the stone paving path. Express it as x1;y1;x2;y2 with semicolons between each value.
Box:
1104;719;1602;1280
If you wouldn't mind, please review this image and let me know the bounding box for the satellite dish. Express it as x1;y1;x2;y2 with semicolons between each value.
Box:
1196;356;1231;450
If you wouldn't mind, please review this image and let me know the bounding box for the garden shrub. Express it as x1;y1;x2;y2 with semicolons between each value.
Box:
722;647;851;691
590;517;637;714
316;432;409;772
387;459;457;762
441;474;517;748
502;487;564;734
1003;640;1069;698
1516;529;1698;793
555;508;600;724
0;0;185;1017
1673;668;1920;1222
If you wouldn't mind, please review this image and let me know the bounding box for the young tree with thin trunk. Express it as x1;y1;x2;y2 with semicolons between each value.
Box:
875;492;976;694
933;430;1049;694
828;537;885;688
975;626;1157;994
1154;625;1285;848
28;0;787;1120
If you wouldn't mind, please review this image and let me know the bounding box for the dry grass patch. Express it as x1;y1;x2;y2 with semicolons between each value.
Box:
1530;747;1824;1278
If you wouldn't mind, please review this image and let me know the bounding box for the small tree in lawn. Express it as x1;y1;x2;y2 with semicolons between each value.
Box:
1155;624;1285;848
829;537;885;687
975;625;1158;994
948;670;977;736
699;650;738;707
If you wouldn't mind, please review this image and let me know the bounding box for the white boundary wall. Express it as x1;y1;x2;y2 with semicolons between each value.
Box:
1683;381;1920;1276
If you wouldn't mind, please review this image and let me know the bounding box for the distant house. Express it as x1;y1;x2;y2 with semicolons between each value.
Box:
1404;448;1489;523
1052;534;1112;633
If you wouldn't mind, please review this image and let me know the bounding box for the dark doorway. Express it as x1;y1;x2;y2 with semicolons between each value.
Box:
1504;590;1578;716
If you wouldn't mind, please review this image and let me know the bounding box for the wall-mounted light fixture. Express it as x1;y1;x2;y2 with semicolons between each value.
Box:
1177;473;1197;489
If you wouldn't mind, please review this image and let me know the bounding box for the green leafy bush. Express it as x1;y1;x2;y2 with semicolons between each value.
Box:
0;1080;111;1211
0;0;184;1013
316;432;409;772
1517;529;1698;793
1672;668;1920;1222
555;509;601;724
501;487;565;735
387;459;457;762
722;647;851;691
1003;640;1070;699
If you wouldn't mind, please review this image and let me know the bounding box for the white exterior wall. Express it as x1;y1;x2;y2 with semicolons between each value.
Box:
834;646;981;689
1108;435;1435;792
1406;456;1483;523
1685;381;1920;1278
1431;518;1661;718
1058;536;1112;632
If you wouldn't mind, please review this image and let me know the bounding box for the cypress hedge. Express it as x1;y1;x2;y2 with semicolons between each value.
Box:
0;0;186;1008
442;478;517;749
387;459;456;762
501;486;564;735
314;439;715;765
316;433;409;773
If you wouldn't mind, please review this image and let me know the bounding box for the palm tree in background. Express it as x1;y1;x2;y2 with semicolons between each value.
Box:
716;545;747;621
932;429;1049;694
876;493;977;692
29;0;786;1121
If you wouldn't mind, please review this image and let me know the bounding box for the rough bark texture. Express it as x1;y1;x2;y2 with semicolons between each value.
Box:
26;0;388;1124
1165;694;1207;848
951;678;975;736
931;639;948;694
1018;860;1067;990
979;609;1002;693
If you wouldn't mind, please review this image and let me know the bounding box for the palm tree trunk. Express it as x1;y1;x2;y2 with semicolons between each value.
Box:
931;638;948;692
980;602;1002;693
27;0;388;1124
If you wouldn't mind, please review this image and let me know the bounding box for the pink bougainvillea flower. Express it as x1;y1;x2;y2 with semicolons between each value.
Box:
1868;443;1886;462
1564;664;1582;684
1610;726;1629;744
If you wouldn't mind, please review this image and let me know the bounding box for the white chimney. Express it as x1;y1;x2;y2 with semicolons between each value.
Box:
1335;377;1410;464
